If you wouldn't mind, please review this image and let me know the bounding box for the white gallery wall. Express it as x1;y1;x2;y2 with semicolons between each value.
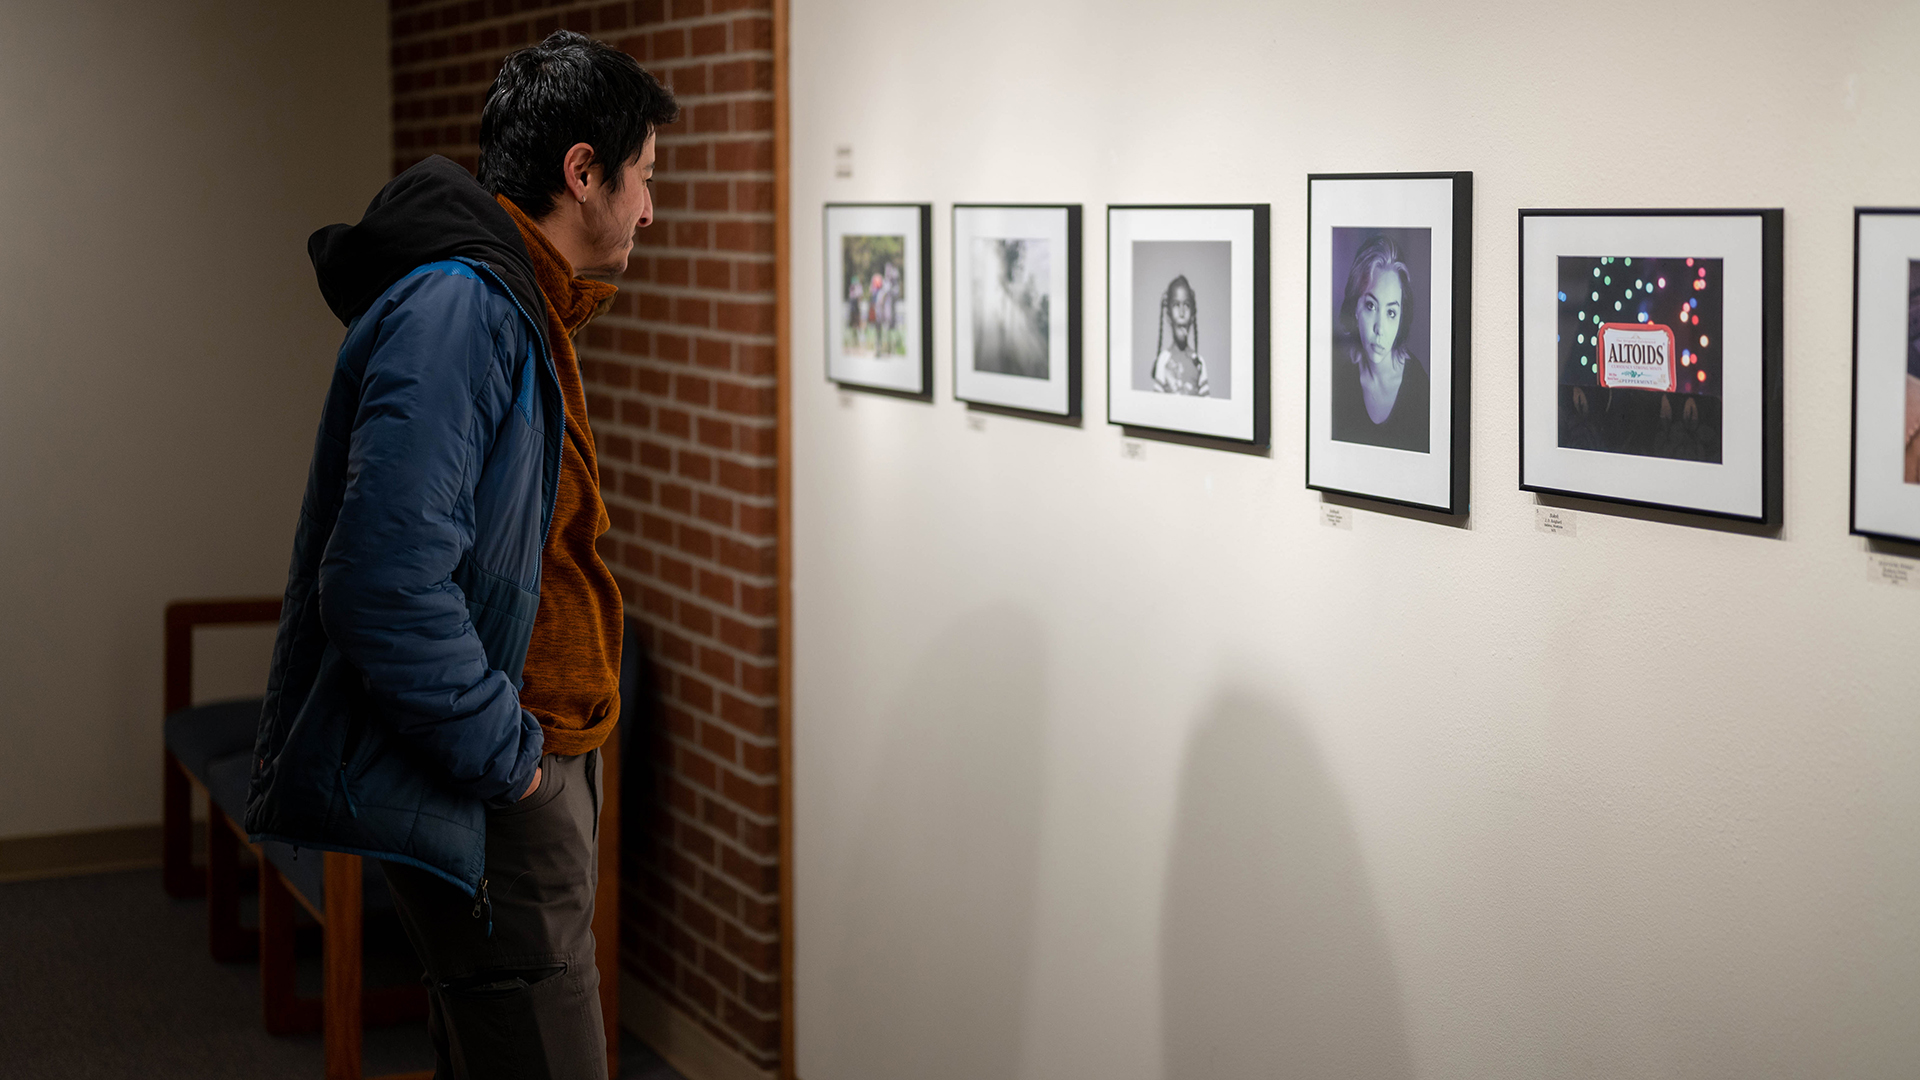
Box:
0;0;388;841
790;2;1920;1077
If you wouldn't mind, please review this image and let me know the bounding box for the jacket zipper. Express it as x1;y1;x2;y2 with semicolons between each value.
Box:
471;260;564;548
471;876;492;937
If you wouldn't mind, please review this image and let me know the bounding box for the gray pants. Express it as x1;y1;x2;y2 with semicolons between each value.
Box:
381;749;607;1080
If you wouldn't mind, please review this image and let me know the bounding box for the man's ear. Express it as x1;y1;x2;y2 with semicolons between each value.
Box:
560;142;598;205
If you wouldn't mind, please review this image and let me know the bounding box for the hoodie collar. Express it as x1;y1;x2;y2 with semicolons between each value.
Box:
495;195;618;339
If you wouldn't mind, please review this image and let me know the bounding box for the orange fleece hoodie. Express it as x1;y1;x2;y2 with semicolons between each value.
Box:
499;194;622;757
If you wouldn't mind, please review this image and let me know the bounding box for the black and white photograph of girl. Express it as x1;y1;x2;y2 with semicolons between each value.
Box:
1131;239;1232;400
1330;228;1431;452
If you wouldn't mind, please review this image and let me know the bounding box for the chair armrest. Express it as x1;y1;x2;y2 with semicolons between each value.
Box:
165;597;283;716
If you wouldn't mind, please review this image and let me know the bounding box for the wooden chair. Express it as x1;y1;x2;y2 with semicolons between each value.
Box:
161;597;281;962
176;597;625;1079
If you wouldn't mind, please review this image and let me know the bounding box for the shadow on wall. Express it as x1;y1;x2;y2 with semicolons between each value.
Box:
1161;691;1414;1080
823;605;1048;1080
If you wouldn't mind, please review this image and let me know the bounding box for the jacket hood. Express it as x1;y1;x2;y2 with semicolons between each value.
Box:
308;155;546;343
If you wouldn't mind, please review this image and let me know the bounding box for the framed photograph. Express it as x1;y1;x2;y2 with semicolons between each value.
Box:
1852;208;1920;543
1306;173;1471;513
1107;204;1270;446
952;204;1081;419
824;203;933;399
1519;209;1782;523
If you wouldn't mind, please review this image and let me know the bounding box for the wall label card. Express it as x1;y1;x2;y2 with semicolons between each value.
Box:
1536;507;1578;536
1867;553;1920;588
1321;504;1353;530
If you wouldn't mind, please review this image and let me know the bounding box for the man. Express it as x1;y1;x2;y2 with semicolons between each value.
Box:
245;31;677;1079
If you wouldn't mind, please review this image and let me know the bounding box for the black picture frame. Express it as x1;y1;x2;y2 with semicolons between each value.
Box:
1305;172;1472;515
1105;204;1270;450
823;202;934;401
1517;207;1783;525
1849;207;1920;545
950;203;1082;423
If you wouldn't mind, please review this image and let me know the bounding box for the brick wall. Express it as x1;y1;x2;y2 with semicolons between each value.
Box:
389;2;782;1072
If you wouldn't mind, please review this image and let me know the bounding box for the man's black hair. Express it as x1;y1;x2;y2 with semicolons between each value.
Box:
478;30;679;220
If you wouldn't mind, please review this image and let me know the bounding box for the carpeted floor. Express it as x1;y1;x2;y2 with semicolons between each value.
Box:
0;868;685;1079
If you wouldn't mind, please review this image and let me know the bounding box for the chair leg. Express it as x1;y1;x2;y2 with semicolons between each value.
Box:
162;752;204;899
207;814;257;962
261;860;320;1035
324;852;364;1080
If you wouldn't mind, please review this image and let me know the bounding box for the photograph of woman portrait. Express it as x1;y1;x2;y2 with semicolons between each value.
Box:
1330;228;1431;453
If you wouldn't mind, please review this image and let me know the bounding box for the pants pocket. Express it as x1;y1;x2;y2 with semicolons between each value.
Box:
437;962;605;1080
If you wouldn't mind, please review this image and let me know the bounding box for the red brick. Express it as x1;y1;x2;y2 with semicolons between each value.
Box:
678;674;715;713
656;254;691;285
595;1;630;31
650;28;687;60
693;178;730;210
656;403;695;438
731;15;773;49
677;522;715;560
674;297;713;329
697;492;734;528
702;946;744;992
723;1000;780;1052
715;536;772;576
720;846;777;894
690;22;728;57
720;693;777;737
714;139;774;172
716;380;774;416
678;450;713;483
737;583;775;617
739;739;777;778
698;717;737;758
702;800;741;841
656;333;690;363
678;819;717;864
711;58;773;94
717;459;775;496
738;660;775;696
660;554;694;590
677;600;714;637
698;571;736;609
716;300;775;335
697;416;734;450
735;502;774;537
695;259;732;291
666;63;707;96
736;343;776;377
674;374;712;406
633;0;667;25
671;0;706;18
714;220;774;254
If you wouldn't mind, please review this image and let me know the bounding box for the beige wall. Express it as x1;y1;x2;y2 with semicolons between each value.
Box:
792;2;1920;1077
0;0;388;839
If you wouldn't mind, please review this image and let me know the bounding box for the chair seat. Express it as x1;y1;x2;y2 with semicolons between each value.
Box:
162;698;263;784
203;752;394;914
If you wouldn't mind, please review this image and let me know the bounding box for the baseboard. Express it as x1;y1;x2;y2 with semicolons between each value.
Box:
0;824;164;884
620;972;776;1080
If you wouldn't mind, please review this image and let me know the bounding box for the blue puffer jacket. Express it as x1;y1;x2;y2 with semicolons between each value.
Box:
244;157;560;894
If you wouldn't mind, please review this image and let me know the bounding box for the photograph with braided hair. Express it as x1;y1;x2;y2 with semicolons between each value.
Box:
1131;241;1231;399
1106;204;1268;446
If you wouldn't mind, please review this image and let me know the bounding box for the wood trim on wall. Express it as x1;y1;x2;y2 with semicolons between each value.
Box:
772;0;795;1075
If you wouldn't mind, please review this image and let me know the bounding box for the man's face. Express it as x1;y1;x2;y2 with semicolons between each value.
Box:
578;133;656;275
